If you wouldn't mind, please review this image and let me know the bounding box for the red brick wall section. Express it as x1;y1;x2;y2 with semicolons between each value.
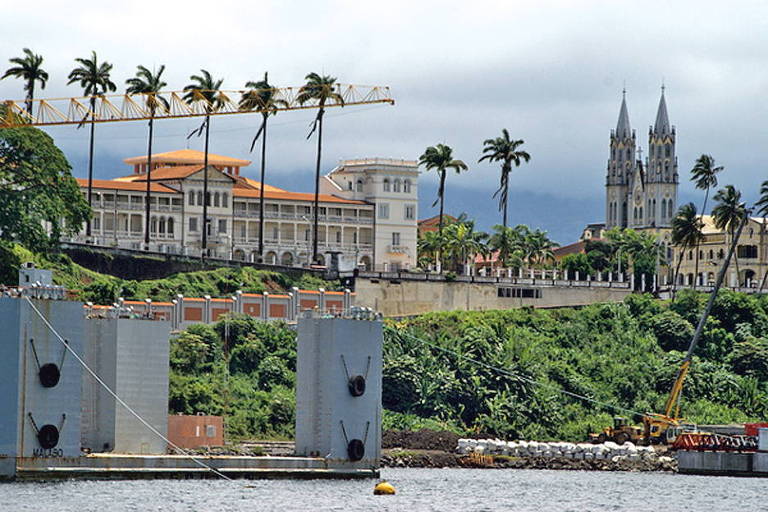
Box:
211;308;229;321
184;307;202;322
269;304;286;318
244;303;261;317
167;415;224;449
300;299;317;310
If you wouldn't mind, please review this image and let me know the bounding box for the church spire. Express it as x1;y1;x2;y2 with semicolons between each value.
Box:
653;85;670;134
616;89;632;139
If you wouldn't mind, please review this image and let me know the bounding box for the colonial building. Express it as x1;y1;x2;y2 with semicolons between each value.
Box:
72;150;418;271
672;215;768;288
605;88;679;231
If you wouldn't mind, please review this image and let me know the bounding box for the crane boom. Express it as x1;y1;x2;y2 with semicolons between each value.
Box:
1;84;394;128
662;214;748;419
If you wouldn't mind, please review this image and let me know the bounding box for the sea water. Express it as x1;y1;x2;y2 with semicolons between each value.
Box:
1;467;762;511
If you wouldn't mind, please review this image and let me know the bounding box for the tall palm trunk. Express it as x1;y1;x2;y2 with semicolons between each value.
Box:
257;114;268;262
437;171;446;273
144;115;154;248
693;187;710;289
26;80;34;116
671;243;687;300
86;96;96;238
731;227;741;287
202;114;210;257
312;108;324;264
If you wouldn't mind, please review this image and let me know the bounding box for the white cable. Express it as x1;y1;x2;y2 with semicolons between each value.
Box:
24;297;233;481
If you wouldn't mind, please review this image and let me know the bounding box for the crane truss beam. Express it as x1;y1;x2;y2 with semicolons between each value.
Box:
0;84;394;127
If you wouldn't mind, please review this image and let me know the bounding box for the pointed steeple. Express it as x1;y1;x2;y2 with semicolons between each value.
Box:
616;89;632;139
653;85;670;134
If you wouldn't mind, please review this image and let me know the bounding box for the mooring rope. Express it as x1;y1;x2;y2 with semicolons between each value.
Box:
385;325;648;419
24;297;233;481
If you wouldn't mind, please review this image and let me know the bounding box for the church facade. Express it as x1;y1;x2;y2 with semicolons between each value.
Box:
605;88;678;231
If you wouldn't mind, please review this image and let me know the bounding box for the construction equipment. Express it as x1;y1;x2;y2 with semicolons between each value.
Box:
591;213;749;445
589;416;644;444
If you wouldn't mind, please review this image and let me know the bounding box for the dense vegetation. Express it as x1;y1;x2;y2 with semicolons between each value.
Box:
169;289;768;441
0;243;336;303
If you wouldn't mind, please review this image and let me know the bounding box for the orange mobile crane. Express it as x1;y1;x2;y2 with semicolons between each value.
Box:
592;212;749;446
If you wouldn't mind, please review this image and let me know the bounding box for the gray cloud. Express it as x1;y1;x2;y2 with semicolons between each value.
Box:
2;0;767;242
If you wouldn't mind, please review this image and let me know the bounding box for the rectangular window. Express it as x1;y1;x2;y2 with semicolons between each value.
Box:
336;231;341;243
378;203;389;219
218;219;227;234
404;204;415;220
392;232;401;246
188;191;194;206
189;217;198;232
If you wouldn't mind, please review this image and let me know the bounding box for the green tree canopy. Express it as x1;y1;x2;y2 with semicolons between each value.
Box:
0;127;90;250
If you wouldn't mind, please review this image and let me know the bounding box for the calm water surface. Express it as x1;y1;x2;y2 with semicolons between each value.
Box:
1;468;762;511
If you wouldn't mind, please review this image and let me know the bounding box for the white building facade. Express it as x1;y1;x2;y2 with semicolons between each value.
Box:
321;158;419;271
72;150;417;271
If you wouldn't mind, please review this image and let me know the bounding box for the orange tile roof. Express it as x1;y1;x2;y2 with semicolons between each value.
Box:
236;176;287;193
124;149;251;167
76;178;178;194
233;187;368;205
127;165;205;181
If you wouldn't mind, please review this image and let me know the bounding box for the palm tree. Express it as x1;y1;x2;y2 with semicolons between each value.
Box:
489;225;524;269
1;48;49;116
478;129;531;229
756;180;768;291
125;65;168;249
442;222;488;274
418;144;468;271
417;230;442;269
525;229;558;266
756;180;768;218
297;73;344;264
670;203;704;298
67;51;116;239
183;69;225;257
690;155;724;288
712;185;748;286
240;73;288;262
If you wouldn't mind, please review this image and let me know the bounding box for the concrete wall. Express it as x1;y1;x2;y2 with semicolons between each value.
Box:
295;317;382;468
353;278;633;317
677;450;761;476
82;317;170;454
0;298;84;464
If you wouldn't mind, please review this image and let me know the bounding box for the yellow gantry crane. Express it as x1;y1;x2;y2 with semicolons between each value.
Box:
1;84;394;256
0;84;394;127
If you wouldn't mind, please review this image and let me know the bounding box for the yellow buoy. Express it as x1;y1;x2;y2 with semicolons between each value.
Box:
374;481;396;495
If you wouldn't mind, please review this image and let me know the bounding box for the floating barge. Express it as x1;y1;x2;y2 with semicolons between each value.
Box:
11;454;377;481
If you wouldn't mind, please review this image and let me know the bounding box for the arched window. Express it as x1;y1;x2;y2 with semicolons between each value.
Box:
159;217;166;234
668;199;673;213
222;193;228;208
661;199;667;219
214;192;220;207
356;179;363;192
348;181;353;190
393;179;401;192
150;216;157;233
188;191;194;206
167;217;175;235
403;179;411;193
626;148;630;159
639;207;643;222
633;207;637;220
383;178;390;192
205;192;211;206
196;191;203;206
652;199;656;219
709;249;713;259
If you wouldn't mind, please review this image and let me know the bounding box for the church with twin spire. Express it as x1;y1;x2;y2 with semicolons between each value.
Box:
605;87;679;231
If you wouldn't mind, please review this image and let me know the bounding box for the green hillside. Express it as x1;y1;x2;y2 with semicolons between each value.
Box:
0;242;337;304
169;290;768;441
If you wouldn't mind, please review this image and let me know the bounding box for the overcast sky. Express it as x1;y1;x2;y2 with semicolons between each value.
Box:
2;0;767;242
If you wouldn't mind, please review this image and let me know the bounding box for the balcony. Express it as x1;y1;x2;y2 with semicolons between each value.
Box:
387;245;409;254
